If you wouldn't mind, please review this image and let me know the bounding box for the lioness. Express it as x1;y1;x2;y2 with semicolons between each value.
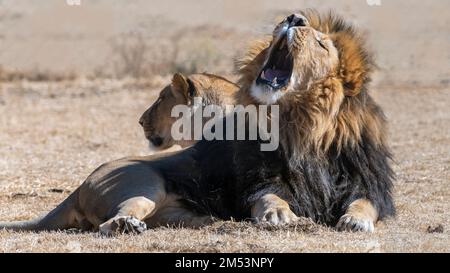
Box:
139;73;238;151
0;11;394;234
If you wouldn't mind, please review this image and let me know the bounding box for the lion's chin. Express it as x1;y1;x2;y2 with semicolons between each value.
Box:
250;81;286;105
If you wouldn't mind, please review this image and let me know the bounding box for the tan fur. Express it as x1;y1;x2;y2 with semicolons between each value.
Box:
139;73;239;150
336;199;377;232
251;194;298;225
0;151;216;235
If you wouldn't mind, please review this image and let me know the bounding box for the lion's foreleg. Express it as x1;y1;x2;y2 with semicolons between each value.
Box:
336;198;378;232
251;193;298;225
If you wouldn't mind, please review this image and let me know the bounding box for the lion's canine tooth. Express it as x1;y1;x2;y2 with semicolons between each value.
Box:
261;70;266;80
272;77;277;84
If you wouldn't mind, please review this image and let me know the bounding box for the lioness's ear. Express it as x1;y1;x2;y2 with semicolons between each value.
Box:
171;73;196;102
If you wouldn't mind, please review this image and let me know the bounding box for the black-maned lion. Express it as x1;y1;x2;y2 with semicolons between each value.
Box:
0;11;394;234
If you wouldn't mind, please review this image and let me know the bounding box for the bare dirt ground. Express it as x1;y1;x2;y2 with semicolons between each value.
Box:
0;0;449;252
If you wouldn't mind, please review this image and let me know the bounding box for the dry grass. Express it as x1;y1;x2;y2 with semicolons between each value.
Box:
0;81;448;253
107;25;240;80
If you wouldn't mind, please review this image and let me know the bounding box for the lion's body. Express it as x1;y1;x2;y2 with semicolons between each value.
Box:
0;11;394;234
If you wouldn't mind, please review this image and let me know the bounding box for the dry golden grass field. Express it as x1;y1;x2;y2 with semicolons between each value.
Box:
0;81;448;253
0;0;449;252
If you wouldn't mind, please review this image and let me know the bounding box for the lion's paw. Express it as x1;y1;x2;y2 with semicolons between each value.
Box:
99;216;147;236
336;214;375;233
257;207;298;225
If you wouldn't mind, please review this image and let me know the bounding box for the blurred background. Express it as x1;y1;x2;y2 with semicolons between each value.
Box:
0;0;449;87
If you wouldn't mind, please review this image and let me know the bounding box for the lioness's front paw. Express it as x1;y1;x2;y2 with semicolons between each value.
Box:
256;207;298;225
99;216;147;236
336;214;375;232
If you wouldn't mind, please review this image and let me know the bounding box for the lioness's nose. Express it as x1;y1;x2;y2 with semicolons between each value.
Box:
150;136;163;147
287;14;308;28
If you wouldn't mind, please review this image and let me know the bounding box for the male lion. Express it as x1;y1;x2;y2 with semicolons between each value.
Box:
139;73;238;151
0;11;394;234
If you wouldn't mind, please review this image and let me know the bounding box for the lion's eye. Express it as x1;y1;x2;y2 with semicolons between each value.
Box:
317;39;328;52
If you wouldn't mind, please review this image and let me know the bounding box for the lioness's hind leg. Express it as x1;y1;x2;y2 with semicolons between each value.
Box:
99;197;155;236
336;199;378;232
146;206;215;228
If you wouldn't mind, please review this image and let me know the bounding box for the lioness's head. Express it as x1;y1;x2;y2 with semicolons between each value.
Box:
139;73;238;150
239;11;373;106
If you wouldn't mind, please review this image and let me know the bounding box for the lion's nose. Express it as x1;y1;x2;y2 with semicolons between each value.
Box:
287;14;308;28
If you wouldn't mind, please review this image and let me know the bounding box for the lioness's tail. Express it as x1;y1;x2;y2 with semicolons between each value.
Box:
0;190;80;232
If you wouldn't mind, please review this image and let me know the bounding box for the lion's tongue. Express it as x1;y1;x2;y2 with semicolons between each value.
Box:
264;68;289;81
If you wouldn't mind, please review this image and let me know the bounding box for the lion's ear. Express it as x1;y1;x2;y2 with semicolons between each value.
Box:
171;73;196;101
340;50;368;97
343;80;363;97
342;67;366;97
335;33;372;97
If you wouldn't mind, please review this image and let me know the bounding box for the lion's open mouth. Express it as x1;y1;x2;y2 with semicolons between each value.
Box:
256;35;293;90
